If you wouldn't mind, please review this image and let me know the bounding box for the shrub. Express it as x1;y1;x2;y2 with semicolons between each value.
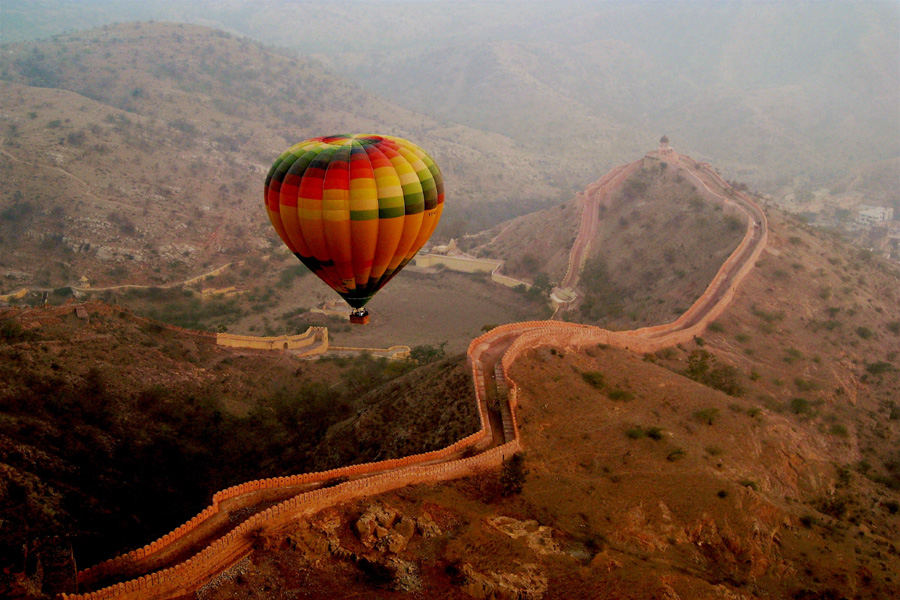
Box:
790;397;811;415
608;389;635;401
683;349;743;396
856;326;874;340
799;515;817;528
410;342;447;366
751;305;785;323
794;377;819;392
866;362;893;376
666;448;686;461
581;371;604;390
500;453;527;497
1;319;34;342
783;348;804;364
693;408;720;425
655;347;677;360
829;424;848;437
646;427;664;441
625;427;645;439
705;446;723;456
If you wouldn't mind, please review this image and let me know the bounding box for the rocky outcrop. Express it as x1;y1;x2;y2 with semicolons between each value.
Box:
455;562;548;600
487;517;561;556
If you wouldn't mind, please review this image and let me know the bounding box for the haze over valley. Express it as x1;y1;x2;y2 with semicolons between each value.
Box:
1;2;899;599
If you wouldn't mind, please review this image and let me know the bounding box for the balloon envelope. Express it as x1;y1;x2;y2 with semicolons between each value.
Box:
264;134;444;309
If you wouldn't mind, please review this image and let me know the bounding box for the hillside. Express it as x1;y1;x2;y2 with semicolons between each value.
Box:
0;22;567;294
463;197;580;284
192;206;900;600
310;1;899;189
0;305;478;585
474;156;747;329
5;2;897;194
2;151;898;598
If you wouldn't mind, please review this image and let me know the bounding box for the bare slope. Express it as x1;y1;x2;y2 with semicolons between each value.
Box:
576;161;746;329
199;202;899;600
474;159;746;329
0;22;564;292
204;342;900;600
0;305;478;574
463;198;580;284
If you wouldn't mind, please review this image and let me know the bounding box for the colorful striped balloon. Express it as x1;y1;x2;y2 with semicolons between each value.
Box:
264;134;444;314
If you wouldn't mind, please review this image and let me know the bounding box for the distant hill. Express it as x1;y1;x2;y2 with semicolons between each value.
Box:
470;156;746;329
0;22;568;292
5;2;897;193
307;1;899;189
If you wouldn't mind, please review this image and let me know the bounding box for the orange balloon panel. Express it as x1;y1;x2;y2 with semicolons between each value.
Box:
264;134;444;309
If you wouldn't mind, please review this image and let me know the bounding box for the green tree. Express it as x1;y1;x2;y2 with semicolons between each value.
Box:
410;342;447;366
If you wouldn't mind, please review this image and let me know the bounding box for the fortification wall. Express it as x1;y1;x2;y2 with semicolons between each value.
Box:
60;154;767;600
328;345;411;359
63;440;520;600
215;328;328;354
76;423;493;590
75;324;506;593
558;160;642;292
414;254;500;273
413;253;530;289
0;287;29;302
491;272;528;289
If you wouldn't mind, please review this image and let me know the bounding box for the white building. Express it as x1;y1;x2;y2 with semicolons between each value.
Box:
856;205;894;227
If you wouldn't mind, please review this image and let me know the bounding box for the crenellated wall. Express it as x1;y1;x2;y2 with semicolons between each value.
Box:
58;153;767;600
328;345;411;359
413;253;531;289
63;440;521;600
215;328;328;355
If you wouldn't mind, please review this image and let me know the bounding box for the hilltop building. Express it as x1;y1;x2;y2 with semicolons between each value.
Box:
856;205;893;227
429;238;461;256
658;135;675;158
644;135;678;166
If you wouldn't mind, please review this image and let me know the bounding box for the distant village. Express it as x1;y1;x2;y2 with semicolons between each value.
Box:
769;192;899;263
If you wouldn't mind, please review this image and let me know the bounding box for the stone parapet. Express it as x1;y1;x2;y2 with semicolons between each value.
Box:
60;152;767;600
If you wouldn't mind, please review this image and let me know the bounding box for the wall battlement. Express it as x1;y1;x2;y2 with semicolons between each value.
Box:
216;328;328;355
414;253;531;289
60;152;768;600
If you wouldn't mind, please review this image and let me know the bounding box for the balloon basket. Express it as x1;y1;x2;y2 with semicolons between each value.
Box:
350;311;370;325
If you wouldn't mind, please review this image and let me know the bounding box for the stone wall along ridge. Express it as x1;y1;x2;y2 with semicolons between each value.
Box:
61;155;767;600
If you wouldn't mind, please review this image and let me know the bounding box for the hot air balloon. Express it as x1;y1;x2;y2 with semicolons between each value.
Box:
264;134;444;324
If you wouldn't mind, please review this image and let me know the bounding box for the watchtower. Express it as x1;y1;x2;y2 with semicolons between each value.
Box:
658;135;674;157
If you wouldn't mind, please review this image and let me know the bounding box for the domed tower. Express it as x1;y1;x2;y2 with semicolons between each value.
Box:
658;135;676;160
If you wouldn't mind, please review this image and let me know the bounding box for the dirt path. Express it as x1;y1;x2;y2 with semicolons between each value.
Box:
0;263;237;301
0;144;181;218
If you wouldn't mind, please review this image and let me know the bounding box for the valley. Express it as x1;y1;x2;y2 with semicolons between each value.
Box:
1;9;899;600
7;145;886;600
